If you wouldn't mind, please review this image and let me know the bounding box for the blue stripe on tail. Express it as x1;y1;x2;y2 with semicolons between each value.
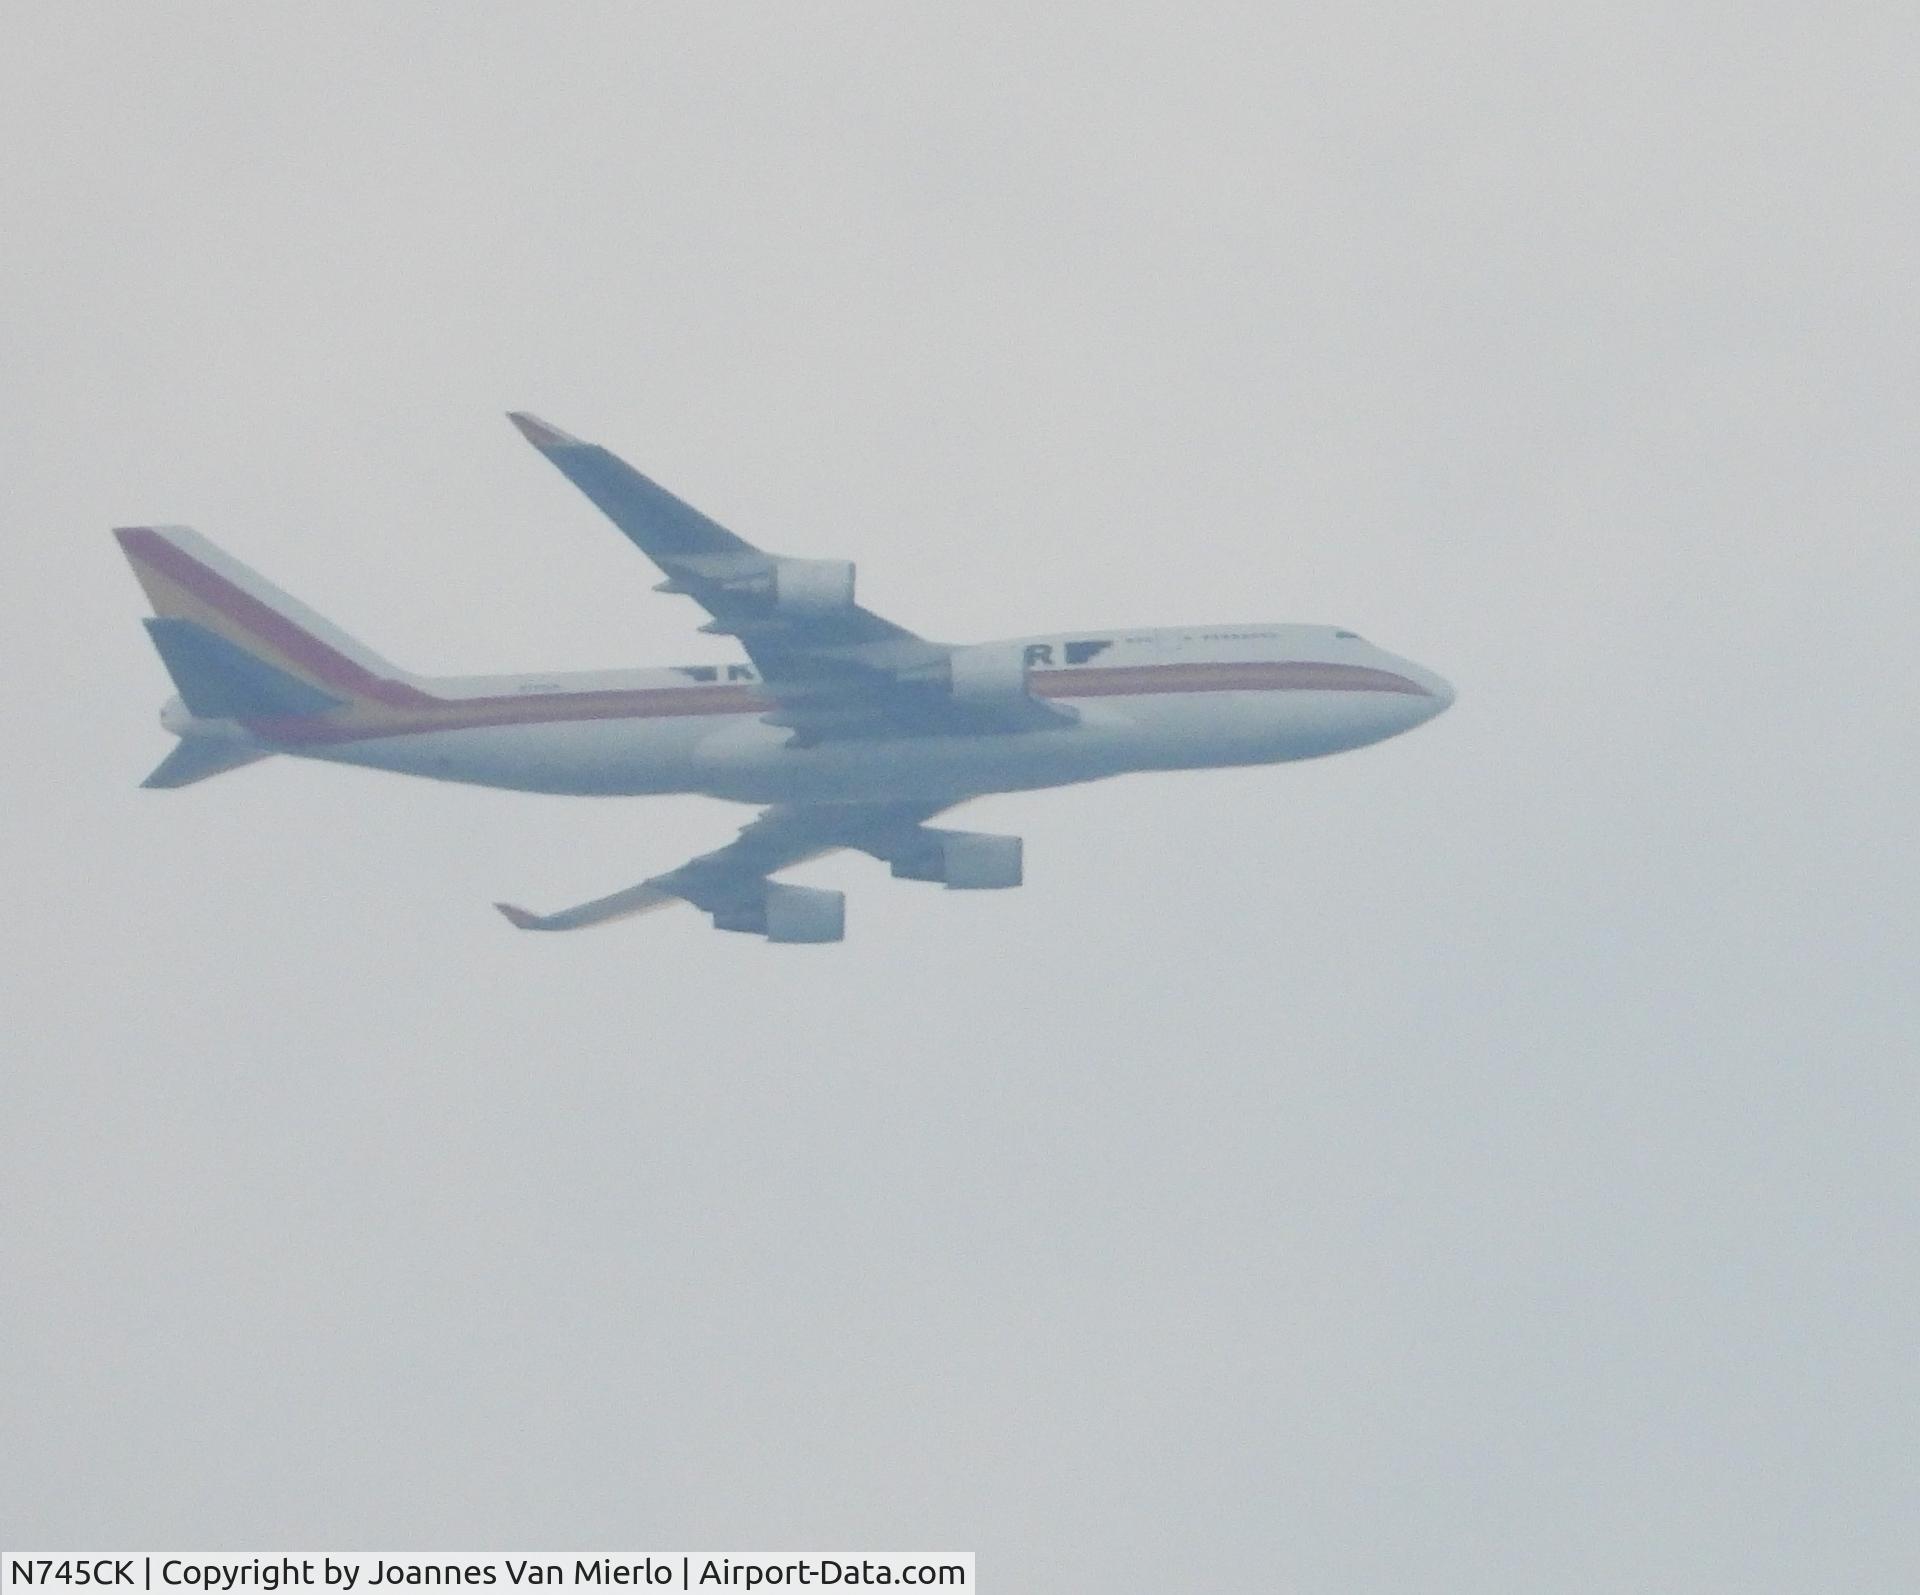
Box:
142;618;345;719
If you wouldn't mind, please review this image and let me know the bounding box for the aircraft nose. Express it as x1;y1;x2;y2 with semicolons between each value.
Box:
1395;663;1453;719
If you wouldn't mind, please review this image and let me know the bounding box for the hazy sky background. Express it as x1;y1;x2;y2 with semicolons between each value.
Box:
3;3;1915;1587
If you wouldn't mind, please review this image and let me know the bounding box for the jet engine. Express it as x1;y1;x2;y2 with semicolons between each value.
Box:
888;829;1024;890
711;882;846;943
771;558;856;617
716;557;856;618
946;643;1031;706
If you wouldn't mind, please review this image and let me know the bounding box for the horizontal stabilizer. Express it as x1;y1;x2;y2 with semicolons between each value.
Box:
141;739;273;789
143;618;345;720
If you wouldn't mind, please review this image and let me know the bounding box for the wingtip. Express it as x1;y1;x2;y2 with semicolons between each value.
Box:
112;524;180;552
494;901;547;930
506;411;584;449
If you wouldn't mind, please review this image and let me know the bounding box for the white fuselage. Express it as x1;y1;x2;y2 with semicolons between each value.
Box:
198;625;1452;806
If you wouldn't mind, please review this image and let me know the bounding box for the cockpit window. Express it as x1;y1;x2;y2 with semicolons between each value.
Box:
1333;629;1362;640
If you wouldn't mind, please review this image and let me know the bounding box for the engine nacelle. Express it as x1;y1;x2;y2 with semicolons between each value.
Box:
889;830;1024;890
768;883;846;943
771;558;856;618
947;643;1031;706
710;882;846;942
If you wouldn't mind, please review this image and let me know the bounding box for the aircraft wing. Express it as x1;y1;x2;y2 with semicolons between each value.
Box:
508;413;1072;742
495;800;958;937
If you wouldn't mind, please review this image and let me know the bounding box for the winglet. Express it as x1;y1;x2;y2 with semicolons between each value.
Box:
506;412;585;450
494;902;548;930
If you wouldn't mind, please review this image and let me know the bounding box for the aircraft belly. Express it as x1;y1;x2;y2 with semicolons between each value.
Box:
301;716;711;795
690;714;1138;805
1114;688;1443;766
679;687;1417;803
292;688;1432;799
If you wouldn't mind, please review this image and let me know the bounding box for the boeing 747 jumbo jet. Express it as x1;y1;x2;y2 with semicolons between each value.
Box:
117;414;1453;942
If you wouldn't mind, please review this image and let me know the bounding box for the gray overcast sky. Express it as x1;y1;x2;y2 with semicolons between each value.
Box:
3;3;1915;1587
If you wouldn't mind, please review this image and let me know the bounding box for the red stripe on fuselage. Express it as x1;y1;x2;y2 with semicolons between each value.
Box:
244;658;1429;746
253;684;771;744
1033;660;1429;699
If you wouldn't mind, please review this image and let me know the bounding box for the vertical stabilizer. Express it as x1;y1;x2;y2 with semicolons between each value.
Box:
113;525;425;709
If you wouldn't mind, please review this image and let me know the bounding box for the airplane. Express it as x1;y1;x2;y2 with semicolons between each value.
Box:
116;413;1454;942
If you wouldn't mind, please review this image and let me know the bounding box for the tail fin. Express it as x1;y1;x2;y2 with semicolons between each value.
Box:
114;525;424;713
139;615;347;719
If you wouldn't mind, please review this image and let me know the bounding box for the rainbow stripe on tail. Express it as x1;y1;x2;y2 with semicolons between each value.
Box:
116;525;437;783
115;525;425;706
